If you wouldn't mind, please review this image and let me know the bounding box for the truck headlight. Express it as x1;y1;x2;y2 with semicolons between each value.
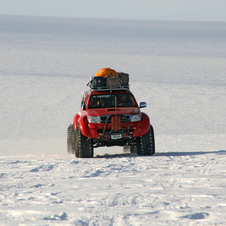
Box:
87;116;100;123
131;114;141;122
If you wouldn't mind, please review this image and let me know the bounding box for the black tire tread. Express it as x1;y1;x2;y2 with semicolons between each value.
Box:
67;124;76;154
75;124;93;158
136;124;155;155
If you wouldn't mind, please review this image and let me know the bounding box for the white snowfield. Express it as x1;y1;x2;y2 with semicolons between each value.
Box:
0;15;226;225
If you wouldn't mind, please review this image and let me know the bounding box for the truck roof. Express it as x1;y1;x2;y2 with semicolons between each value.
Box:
90;90;132;95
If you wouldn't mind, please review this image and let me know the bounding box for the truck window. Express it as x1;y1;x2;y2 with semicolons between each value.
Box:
88;93;136;109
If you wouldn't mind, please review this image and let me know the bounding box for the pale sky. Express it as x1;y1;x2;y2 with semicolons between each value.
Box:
0;0;226;21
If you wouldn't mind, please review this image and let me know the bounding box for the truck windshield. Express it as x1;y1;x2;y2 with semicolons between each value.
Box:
88;93;136;109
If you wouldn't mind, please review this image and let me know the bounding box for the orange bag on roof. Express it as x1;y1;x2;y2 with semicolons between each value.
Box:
95;68;118;78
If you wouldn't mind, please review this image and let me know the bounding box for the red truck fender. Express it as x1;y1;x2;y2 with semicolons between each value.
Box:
73;113;80;131
78;115;92;138
140;112;150;136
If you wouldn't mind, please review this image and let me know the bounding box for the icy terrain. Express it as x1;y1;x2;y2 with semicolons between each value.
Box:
0;15;226;225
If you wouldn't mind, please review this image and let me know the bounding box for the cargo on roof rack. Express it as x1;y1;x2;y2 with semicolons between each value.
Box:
87;69;130;92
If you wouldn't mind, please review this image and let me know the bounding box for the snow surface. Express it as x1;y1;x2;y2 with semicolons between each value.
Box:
0;15;226;225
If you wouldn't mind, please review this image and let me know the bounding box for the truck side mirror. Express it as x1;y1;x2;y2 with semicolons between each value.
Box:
82;104;86;110
139;102;147;108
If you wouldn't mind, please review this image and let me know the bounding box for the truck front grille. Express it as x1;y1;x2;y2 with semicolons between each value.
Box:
99;115;131;124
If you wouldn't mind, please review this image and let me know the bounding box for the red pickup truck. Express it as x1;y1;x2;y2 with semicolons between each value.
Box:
67;71;155;158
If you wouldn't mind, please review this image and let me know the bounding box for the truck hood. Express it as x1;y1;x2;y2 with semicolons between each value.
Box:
86;107;140;117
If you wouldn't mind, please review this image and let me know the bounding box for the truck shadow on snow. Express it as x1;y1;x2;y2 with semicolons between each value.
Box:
150;150;226;157
95;150;226;158
95;153;138;158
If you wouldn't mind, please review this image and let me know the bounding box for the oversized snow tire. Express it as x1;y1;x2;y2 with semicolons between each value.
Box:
67;124;76;154
75;124;93;158
136;124;155;156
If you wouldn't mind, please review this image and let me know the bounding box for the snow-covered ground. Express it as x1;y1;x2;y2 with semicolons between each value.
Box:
0;15;226;225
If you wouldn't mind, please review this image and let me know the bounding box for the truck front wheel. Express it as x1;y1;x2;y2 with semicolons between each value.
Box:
136;124;155;156
75;124;93;158
67;124;76;154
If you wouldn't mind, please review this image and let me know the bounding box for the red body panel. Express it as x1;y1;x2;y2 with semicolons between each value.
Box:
86;107;140;117
78;115;92;138
140;112;150;136
73;114;80;131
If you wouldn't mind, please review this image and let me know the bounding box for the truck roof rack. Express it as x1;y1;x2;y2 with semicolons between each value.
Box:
89;85;130;92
